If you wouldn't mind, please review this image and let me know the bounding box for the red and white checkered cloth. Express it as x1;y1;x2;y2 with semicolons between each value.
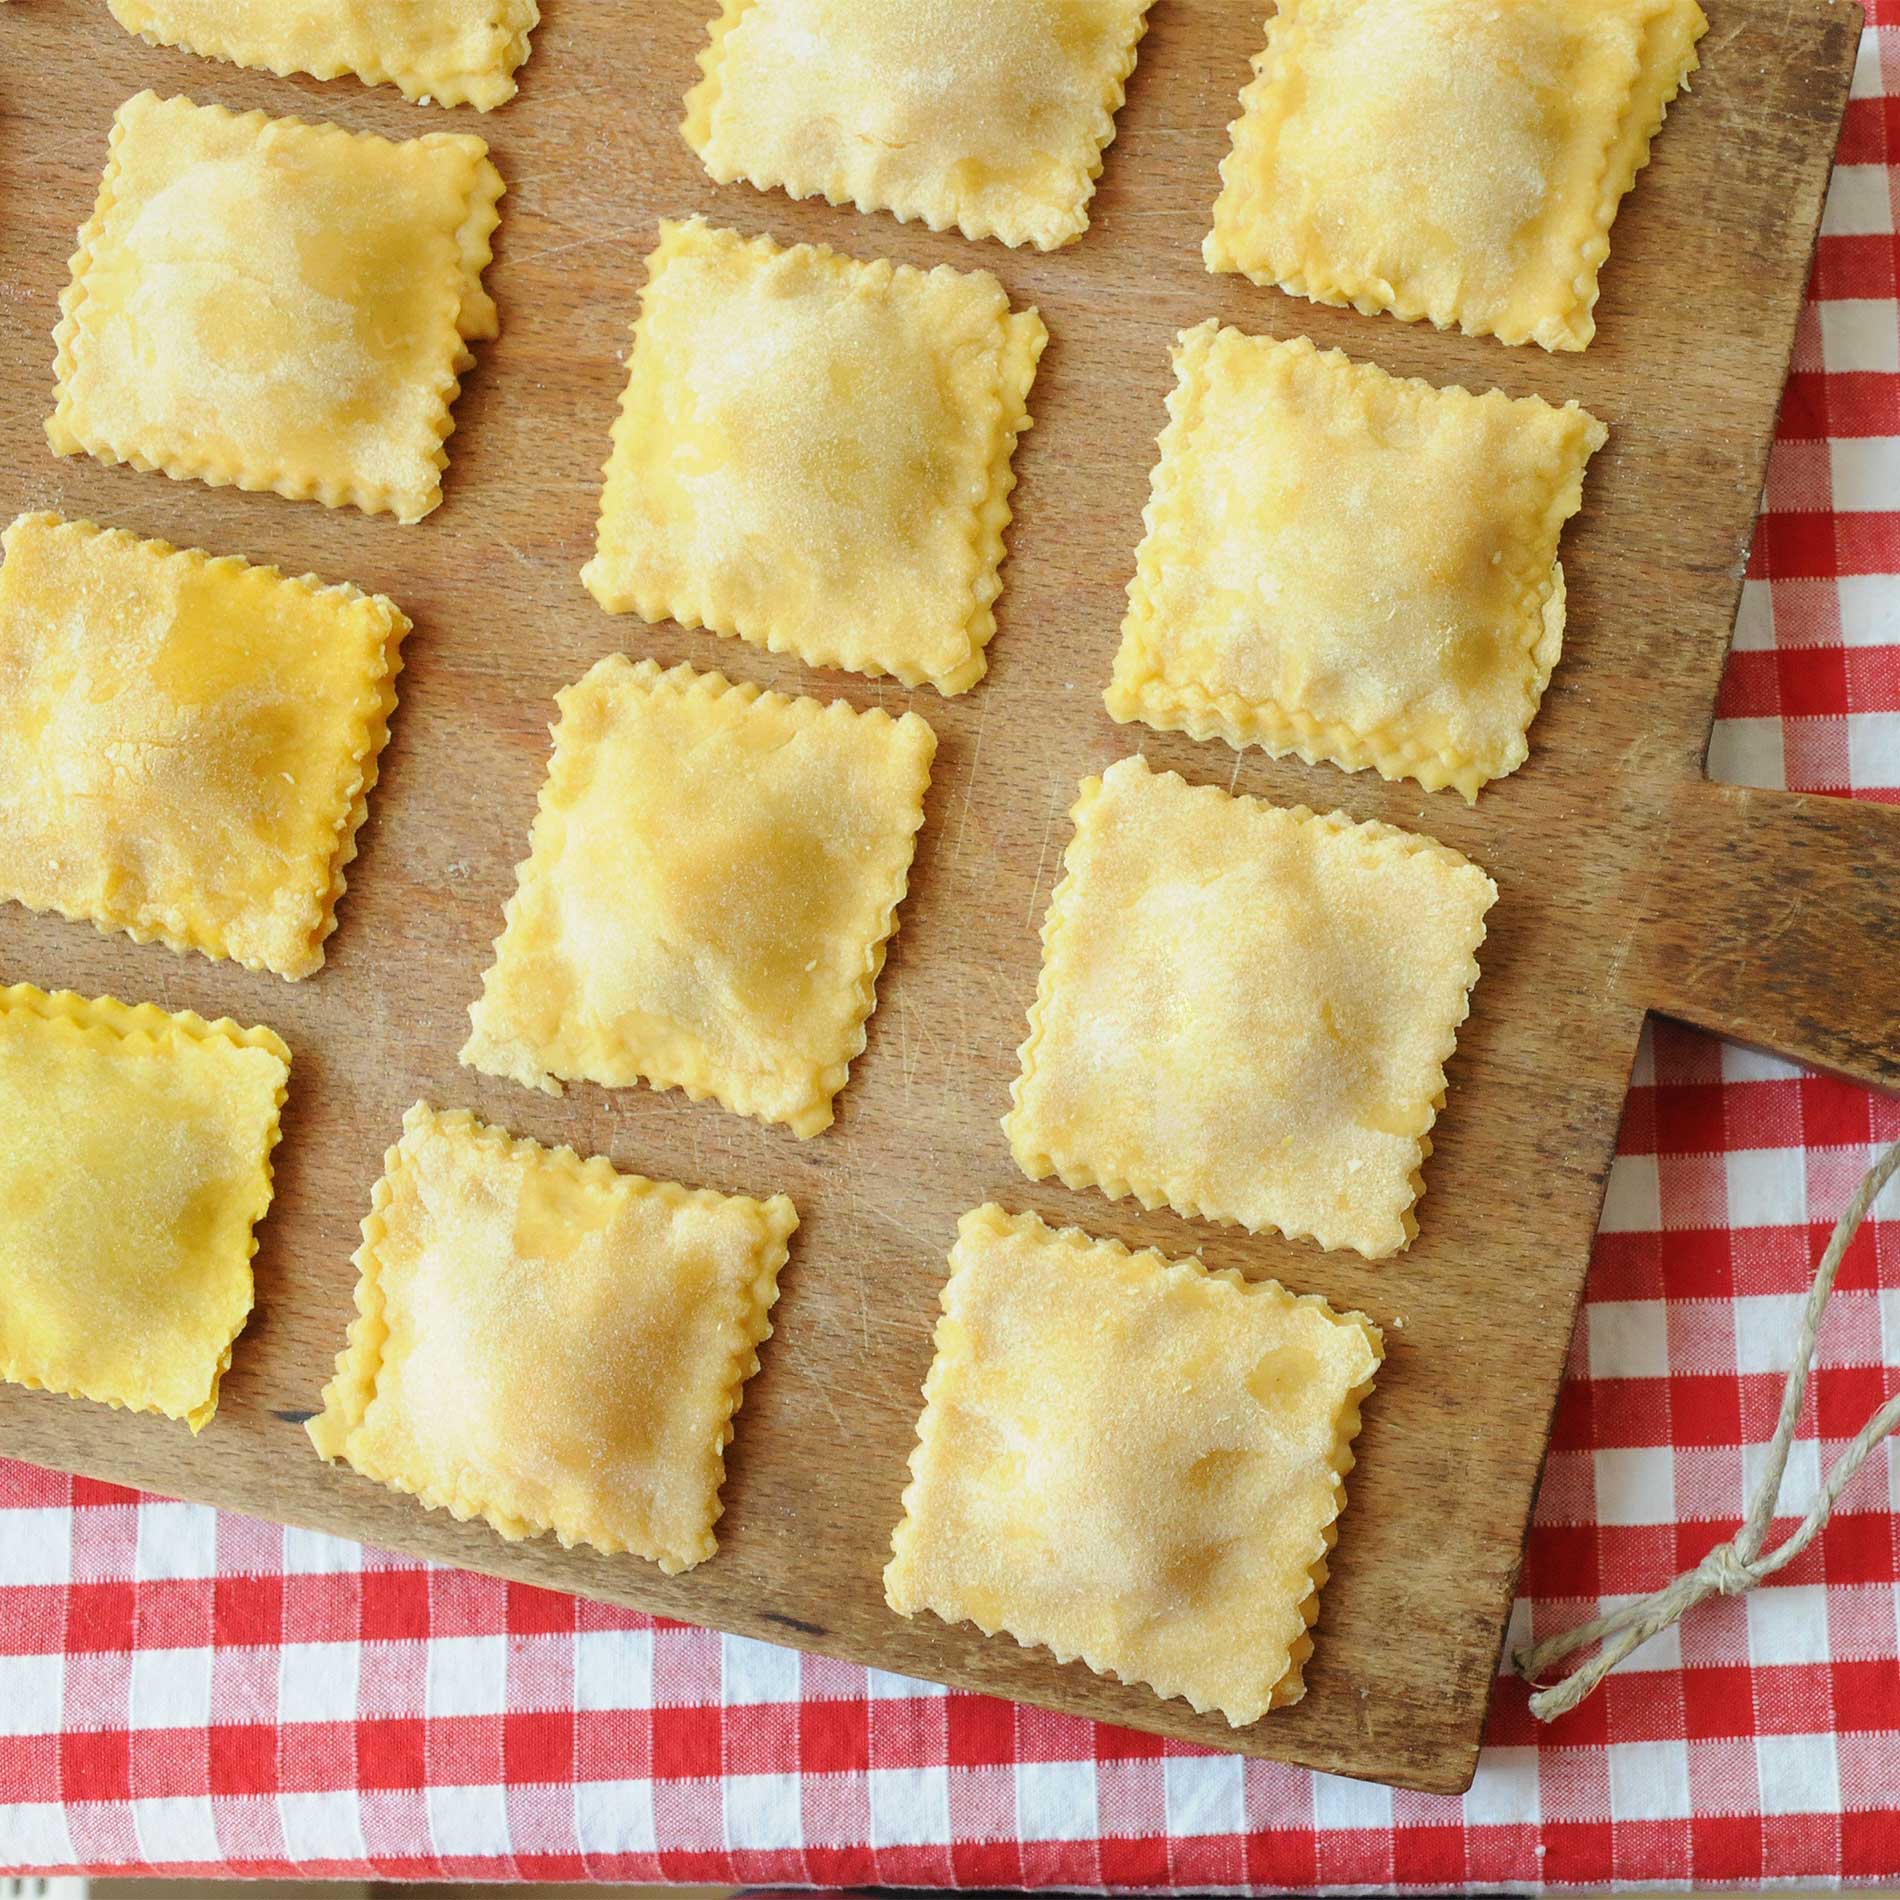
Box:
5;21;1900;1890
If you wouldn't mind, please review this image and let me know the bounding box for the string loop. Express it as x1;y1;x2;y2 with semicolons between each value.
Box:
1512;1140;1900;1722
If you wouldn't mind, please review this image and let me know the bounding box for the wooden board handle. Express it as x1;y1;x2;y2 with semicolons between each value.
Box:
1627;781;1900;1091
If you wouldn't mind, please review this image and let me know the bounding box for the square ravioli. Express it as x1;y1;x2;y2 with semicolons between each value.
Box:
0;983;289;1432
0;512;409;979
1205;0;1708;351
886;1205;1383;1724
581;219;1044;695
683;0;1155;249
107;0;541;110
49;91;504;523
308;1103;797;1570
462;657;936;1136
1004;756;1496;1257
1105;326;1606;800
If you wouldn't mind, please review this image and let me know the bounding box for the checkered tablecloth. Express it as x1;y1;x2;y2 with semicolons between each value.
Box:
5;18;1900;1893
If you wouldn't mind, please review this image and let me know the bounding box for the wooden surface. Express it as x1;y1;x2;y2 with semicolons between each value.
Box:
0;0;1880;1799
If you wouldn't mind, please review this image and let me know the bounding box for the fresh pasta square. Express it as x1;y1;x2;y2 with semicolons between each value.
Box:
106;0;541;109
582;219;1043;695
49;91;504;522
0;984;289;1431
309;1103;797;1571
0;512;408;978
684;0;1155;249
886;1205;1383;1724
1205;0;1708;350
1106;326;1606;800
462;657;935;1136
1004;756;1497;1257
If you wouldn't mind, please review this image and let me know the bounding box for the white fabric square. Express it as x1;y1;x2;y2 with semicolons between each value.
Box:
1882;1287;1900;1360
576;1776;658;1854
1310;1770;1393;1830
1851;23;1883;97
1820;299;1900;374
725;1769;803;1850
132;1794;223;1862
1464;1746;1542;1827
277;1641;361;1726
1735;1293;1806;1375
1609;1739;1693;1820
0;1653;61;1735
1730;577;1776;651
1847;711;1900;789
1747;1583;1832;1666
1821;164;1893;236
278;1789;368;1864
1630;1025;1657;1088
1708;717;1787;792
1588;1301;1672;1380
1756;1731;1841;1815
1836;573;1900;647
868;1764;952;1846
1595;1598;1683;1674
1599;1154;1662;1234
280;1525;370;1574
0;1799;76;1867
574;1629;653;1711
1745;1435;1823;1519
128;1644;214;1731
1593;1446;1677;1526
1830;435;1900;511
1163;1754;1245;1837
1726;1146;1809;1228
425;1635;509;1719
1016;1758;1101;1842
133;1502;220;1582
722;1634;803;1705
0;1510;72;1585
1721;1043;1806;1084
866;1666;941;1700
427;1781;517;1858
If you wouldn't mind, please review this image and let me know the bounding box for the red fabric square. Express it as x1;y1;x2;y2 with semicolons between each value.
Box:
60;1728;131;1802
1654;1082;1728;1154
943;1694;1014;1769
208;1722;279;1798
1681;1664;1757;1740
506;1583;575;1636
64;1581;136;1654
649;1703;722;1781
1692;1811;1765;1882
355;1717;429;1790
505;1709;574;1783
213;1573;283;1649
358;1571;431;1645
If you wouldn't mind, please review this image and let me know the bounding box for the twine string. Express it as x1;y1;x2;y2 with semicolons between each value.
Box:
1513;1139;1900;1722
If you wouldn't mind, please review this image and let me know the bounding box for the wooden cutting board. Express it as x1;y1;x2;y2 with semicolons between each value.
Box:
0;0;1881;1799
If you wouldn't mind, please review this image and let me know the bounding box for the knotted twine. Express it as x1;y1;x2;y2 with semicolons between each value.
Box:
1513;1138;1900;1722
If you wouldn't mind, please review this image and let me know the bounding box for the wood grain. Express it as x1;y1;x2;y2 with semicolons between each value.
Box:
0;0;1875;1797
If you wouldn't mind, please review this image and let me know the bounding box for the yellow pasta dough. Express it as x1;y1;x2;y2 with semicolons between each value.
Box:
0;513;409;979
0;984;290;1432
106;0;540;110
309;1103;797;1570
462;657;936;1136
1206;0;1707;351
1004;756;1497;1257
49;91;504;523
1106;326;1607;800
683;0;1156;249
886;1205;1383;1724
582;219;1044;696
